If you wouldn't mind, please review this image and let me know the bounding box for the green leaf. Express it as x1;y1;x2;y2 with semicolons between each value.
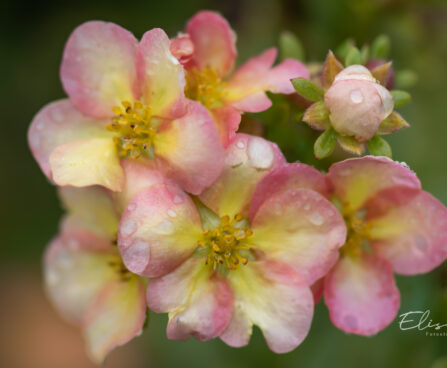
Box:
291;78;324;102
314;127;337;159
345;46;362;66
367;135;392;157
335;38;355;61
279;31;305;61
371;34;391;59
391;90;411;108
395;69;418;89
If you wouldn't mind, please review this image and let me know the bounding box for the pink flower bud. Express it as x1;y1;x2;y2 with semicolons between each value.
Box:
324;65;394;141
170;33;194;65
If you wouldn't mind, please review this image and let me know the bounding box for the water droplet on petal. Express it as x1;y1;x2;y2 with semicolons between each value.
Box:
127;203;137;211
121;219;137;236
236;140;245;149
309;212;324;226
173;195;184;204
414;235;428;252
247;138;274;170
154;219;174;234
343;314;358;330
167;209;177;218
350;89;364;104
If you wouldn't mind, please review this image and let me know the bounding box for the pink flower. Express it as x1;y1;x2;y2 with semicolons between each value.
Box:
44;185;147;363
172;11;310;147
28;21;224;195
324;65;394;141
259;156;447;335
117;134;347;352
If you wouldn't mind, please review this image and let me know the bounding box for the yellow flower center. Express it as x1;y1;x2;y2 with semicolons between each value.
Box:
108;257;132;282
341;211;372;256
107;100;158;159
197;213;253;272
185;67;226;109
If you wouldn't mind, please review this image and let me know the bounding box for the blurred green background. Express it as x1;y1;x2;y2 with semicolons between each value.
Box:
1;0;447;367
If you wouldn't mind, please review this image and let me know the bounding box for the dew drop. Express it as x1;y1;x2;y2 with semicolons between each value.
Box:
127;203;137;211
36;120;45;130
247;138;274;170
309;212;324;226
343;314;358;330
350;89;364;104
304;203;311;211
173;195;183;204
154;219;174;234
236;140;245;149
167;209;177;218
121;219;137;236
414;235;428;252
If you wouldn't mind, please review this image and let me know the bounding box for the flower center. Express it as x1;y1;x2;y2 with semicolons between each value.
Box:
107;100;157;159
185;67;226;109
197;213;253;272
108;257;132;282
341;211;371;256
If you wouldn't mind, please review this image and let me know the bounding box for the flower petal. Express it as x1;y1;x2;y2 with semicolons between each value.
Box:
250;163;330;220
324;253;400;335
154;100;224;195
328;156;420;214
186;11;236;76
221;260;314;353
210;105;241;148
28;99;110;181
225;48;309;107
138;28;186;119
44;230;119;324
83;277;146;364
60;21;140;118
112;159;168;214
118;183;202;277
147;258;233;341
251;188;346;284
199;134;286;218
230;92;272;113
367;189;447;275
59;186;118;239
49;137;124;191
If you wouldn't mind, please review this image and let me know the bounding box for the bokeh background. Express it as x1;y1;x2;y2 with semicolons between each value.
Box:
1;0;447;367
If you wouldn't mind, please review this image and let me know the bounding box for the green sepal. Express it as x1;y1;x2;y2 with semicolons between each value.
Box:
279;31;305;61
367;135;392;157
314;127;337;159
291;77;324;102
345;46;362;66
371;34;391;59
391;90;412;108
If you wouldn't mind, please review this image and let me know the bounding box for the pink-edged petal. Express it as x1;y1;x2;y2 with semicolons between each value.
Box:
83;277;146;363
170;33;194;65
44;230;119;324
230;92;272;113
186;11;236;77
324;253;400;335
118;183;202;278
154;100;224;195
112;159;168;214
310;278;325;305
60;21;140;118
147;258;233;341
199;134;286;218
59;186;118;239
328;156;421;214
28;99;110;181
49;137;124;191
250;163;330;219
139;28;186;119
366;189;447;275
251;188;346;285
224;48;309;108
221;260;314;353
210;105;241;148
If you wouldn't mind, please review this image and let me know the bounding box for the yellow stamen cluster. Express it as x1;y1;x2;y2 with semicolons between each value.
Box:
107;101;156;159
342;213;371;256
185;67;226;109
198;214;253;271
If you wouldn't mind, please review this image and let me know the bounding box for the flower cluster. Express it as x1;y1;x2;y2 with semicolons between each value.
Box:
28;10;447;363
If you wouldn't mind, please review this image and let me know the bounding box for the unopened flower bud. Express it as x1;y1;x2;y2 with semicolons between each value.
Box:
324;65;394;141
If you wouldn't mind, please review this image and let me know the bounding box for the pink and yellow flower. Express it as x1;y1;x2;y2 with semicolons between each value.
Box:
28;21;224;194
117;134;347;352
172;11;310;147
260;156;447;335
44;185;146;363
